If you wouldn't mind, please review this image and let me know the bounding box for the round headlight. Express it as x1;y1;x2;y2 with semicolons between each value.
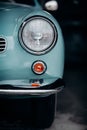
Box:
19;16;57;55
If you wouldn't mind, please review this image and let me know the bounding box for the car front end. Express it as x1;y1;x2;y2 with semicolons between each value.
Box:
0;0;64;128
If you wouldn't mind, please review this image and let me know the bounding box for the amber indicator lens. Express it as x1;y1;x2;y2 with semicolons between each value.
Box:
32;61;46;74
34;63;44;73
31;83;40;87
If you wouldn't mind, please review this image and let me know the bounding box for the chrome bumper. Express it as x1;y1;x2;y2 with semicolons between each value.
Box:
0;87;63;96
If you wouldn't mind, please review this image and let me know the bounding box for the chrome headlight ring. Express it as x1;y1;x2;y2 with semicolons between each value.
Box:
19;16;57;55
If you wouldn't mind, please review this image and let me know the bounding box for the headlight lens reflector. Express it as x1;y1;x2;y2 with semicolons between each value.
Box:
19;17;57;55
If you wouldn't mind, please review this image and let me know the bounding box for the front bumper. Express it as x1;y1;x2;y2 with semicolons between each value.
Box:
0;78;64;97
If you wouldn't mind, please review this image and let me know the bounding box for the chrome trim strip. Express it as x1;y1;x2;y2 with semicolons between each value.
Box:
0;87;63;96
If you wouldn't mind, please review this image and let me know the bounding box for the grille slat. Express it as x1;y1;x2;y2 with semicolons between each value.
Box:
0;40;5;42
0;48;5;49
0;37;6;52
0;44;5;46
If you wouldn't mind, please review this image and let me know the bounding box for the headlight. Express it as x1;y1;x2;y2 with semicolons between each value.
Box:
19;16;57;55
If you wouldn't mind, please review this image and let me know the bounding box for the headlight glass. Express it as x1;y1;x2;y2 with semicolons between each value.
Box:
19;17;57;55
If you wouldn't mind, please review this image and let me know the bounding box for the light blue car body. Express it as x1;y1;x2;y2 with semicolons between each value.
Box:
0;1;64;89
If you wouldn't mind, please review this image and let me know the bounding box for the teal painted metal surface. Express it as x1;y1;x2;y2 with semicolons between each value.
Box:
34;0;42;8
0;2;64;88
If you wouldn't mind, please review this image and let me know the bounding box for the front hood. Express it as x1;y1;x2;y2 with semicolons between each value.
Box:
0;2;34;35
0;2;33;10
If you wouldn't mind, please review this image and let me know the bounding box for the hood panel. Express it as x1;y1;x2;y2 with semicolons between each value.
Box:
0;2;33;35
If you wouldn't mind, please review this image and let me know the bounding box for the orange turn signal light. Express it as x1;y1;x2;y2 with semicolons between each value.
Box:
32;61;46;75
31;83;40;87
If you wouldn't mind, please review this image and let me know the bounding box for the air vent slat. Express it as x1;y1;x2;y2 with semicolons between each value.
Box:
0;42;6;44
0;40;5;42
0;37;6;52
0;44;5;46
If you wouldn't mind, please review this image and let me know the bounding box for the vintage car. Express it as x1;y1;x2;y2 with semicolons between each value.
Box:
0;0;64;128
